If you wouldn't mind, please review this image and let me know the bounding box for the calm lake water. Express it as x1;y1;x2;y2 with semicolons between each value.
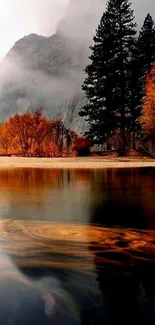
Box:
0;167;154;324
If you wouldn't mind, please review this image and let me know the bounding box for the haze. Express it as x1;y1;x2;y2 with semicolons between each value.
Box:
0;0;154;59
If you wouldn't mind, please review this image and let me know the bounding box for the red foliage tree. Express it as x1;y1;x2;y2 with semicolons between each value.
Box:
74;137;91;156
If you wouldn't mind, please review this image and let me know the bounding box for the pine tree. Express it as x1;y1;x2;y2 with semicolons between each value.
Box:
129;14;155;148
80;11;117;143
137;14;155;78
80;0;136;154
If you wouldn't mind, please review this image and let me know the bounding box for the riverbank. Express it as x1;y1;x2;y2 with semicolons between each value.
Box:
0;156;155;169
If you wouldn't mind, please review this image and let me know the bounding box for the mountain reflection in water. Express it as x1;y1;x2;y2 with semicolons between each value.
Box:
0;168;154;324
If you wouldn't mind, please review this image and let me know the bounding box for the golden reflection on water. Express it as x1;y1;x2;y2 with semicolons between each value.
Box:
0;167;154;190
0;168;94;189
0;168;154;272
0;167;154;226
0;220;154;274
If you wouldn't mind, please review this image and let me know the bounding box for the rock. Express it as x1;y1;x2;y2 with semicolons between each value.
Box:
0;0;105;132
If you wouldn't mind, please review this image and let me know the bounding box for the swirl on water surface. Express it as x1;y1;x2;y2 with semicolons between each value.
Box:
0;220;154;272
0;220;154;324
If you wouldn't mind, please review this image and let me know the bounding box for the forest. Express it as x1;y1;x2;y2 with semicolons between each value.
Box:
79;0;155;156
1;0;155;158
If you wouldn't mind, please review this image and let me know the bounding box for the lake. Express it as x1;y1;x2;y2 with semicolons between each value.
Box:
0;167;154;324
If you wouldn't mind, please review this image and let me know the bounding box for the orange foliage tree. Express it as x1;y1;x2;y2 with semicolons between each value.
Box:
0;109;78;157
0;124;10;155
140;64;155;155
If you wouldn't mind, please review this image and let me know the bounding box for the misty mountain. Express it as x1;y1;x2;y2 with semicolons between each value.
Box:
0;0;105;132
0;35;84;132
0;0;153;132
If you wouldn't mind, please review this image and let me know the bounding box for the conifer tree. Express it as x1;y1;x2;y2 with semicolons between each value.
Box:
129;14;155;148
137;14;155;78
80;0;136;154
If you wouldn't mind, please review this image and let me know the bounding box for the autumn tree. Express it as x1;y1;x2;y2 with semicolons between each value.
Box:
5;112;33;155
29;109;51;156
3;109;51;156
0;124;10;155
140;64;155;156
0;110;77;157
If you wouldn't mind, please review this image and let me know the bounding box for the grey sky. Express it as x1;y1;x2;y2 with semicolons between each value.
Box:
0;0;154;60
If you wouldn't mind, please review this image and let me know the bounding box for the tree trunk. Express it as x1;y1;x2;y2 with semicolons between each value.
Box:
151;139;155;157
120;123;126;156
118;2;126;156
132;132;136;150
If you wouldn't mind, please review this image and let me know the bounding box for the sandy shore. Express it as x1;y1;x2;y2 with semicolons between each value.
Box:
0;156;154;169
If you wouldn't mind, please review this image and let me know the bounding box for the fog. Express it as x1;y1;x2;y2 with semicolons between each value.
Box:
58;0;155;41
0;0;154;130
0;0;69;59
1;0;155;59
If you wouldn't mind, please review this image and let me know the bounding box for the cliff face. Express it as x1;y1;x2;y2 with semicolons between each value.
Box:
0;0;105;132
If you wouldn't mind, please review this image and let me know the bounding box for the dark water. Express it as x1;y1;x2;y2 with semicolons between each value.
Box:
0;168;154;324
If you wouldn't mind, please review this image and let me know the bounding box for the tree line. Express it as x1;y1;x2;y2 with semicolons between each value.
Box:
0;109;80;157
80;0;155;156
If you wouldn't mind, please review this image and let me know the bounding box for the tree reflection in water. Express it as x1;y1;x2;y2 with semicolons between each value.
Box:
90;169;155;324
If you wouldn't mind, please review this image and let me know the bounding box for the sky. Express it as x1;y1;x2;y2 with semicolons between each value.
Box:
0;0;69;60
0;0;154;60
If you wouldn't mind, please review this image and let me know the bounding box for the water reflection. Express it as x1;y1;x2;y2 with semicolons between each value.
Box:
90;216;155;323
0;168;93;223
0;220;154;324
0;168;154;228
89;169;155;324
0;168;154;324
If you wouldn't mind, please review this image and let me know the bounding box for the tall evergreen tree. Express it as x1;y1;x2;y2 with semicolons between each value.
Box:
137;14;155;78
129;14;155;148
80;0;136;154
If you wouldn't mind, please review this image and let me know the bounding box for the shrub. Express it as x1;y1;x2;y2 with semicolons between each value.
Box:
74;137;91;156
